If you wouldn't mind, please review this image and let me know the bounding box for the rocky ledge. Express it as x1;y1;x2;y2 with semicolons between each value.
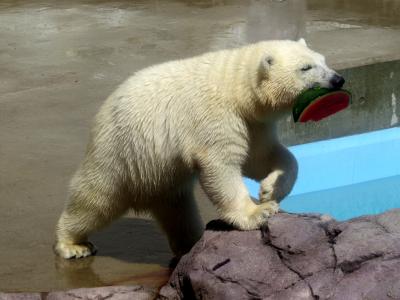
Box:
2;209;400;300
159;209;400;300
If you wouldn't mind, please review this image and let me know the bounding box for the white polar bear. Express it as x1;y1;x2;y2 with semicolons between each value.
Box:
54;39;344;259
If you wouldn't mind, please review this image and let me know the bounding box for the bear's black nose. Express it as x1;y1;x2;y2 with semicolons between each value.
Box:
330;74;345;89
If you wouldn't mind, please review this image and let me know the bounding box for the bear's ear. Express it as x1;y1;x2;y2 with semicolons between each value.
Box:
257;54;274;84
260;55;274;71
298;38;307;46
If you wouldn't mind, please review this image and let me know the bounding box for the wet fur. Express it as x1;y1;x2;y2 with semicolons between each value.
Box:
55;40;336;258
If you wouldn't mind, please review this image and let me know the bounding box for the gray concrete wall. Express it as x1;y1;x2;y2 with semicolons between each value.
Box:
279;60;400;145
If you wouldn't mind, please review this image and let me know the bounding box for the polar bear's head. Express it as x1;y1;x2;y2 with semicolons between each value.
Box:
255;39;344;111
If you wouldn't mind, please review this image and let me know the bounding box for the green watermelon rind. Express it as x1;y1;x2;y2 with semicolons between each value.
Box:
298;90;351;122
293;88;332;120
293;88;351;122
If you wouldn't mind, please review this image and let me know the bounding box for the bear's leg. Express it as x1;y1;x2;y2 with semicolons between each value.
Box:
150;186;204;258
54;174;130;259
199;162;279;230
245;142;298;203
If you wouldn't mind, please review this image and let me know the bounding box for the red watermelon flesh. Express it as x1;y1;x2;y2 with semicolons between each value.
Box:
298;90;351;122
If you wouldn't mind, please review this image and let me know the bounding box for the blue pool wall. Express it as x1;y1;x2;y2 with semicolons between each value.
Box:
244;127;400;219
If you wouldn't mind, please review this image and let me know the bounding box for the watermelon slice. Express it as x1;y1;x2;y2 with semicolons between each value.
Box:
293;88;351;123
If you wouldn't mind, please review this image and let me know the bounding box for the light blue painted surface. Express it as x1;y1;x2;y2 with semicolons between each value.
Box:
290;127;400;195
244;127;400;220
281;175;400;220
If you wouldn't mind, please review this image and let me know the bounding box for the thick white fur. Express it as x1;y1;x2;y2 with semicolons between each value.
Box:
55;40;338;259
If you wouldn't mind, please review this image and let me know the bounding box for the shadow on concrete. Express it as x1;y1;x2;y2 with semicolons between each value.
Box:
90;217;172;265
53;217;172;289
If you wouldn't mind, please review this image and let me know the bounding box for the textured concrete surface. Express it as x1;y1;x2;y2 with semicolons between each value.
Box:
1;0;400;293
160;210;400;300
0;285;157;300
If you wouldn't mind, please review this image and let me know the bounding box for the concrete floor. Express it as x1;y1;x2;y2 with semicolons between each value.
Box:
1;0;400;293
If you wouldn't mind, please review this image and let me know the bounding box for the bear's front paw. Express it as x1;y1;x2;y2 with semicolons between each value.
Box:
227;201;280;230
54;241;97;259
255;200;279;222
259;170;289;202
259;187;274;203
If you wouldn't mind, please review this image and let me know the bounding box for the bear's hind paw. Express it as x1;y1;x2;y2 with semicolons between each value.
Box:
54;241;97;259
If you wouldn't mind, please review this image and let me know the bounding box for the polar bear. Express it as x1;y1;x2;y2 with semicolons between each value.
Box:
54;39;344;259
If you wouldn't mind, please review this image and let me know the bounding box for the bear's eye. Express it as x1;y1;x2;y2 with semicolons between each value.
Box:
301;65;313;71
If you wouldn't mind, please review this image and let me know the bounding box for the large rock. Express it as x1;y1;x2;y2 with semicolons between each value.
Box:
159;209;400;300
